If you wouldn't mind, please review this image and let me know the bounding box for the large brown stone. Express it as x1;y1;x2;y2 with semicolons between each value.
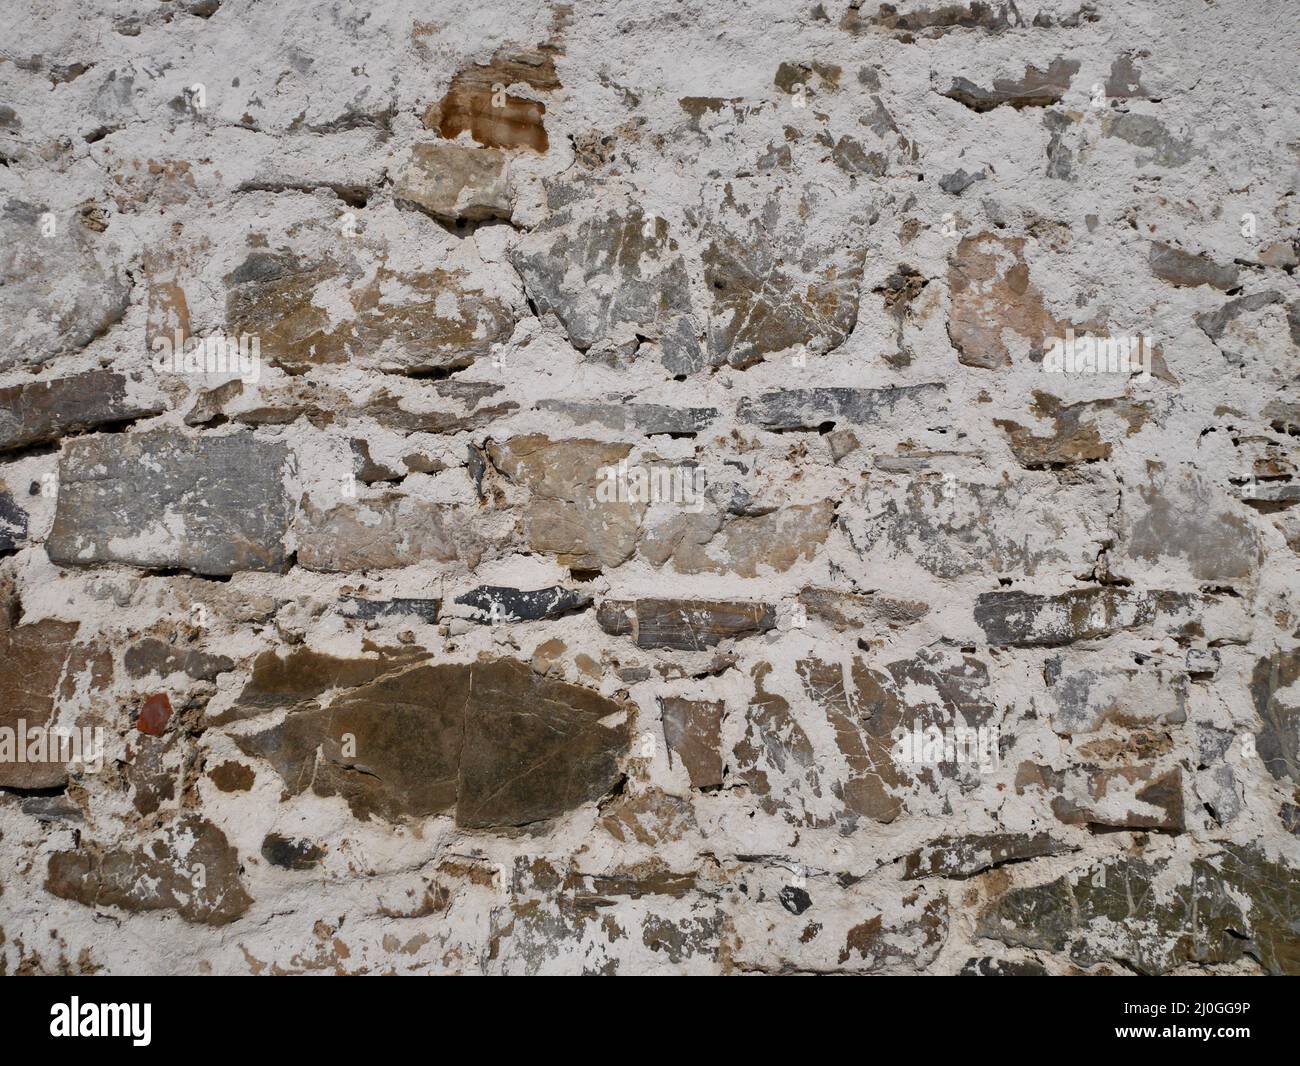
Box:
0;607;100;790
46;816;252;926
660;697;725;787
235;658;629;828
225;253;514;375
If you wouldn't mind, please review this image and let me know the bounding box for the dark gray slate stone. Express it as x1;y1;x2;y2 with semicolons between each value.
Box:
0;370;163;453
536;400;718;436
455;585;591;623
974;588;1205;647
939;168;986;195
339;597;442;624
0;490;27;551
47;430;290;576
737;384;945;430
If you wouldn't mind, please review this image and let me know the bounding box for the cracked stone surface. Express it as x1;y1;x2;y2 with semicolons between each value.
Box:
2;0;1298;977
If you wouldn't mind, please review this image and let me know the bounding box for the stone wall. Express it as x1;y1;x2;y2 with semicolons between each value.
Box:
1;0;1297;975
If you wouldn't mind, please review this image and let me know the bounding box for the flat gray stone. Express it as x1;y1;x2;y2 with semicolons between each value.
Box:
47;430;290;576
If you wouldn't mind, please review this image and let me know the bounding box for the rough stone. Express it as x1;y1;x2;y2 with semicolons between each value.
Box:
597;598;776;650
0;371;162;453
47;816;252;926
395;142;512;223
47;431;290;576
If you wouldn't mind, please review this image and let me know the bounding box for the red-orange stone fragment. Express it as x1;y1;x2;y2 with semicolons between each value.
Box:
138;693;172;736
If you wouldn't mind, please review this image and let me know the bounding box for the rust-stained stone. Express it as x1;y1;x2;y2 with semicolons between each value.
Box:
225;252;515;375
47;430;290;576
660;697;725;787
46;815;252;926
995;392;1150;468
902;833;1076;880
943;58;1080;111
235;658;629;828
394;142;512;223
979;847;1300;974
0;370;163;453
597;599;776;650
1017;761;1185;831
947;232;1064;368
423;46;559;152
136;693;172;737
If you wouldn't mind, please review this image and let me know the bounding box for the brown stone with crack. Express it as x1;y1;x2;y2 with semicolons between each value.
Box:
234;658;629;828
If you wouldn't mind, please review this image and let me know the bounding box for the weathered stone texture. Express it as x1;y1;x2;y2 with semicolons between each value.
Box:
47;431;290;576
2;0;1294;978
